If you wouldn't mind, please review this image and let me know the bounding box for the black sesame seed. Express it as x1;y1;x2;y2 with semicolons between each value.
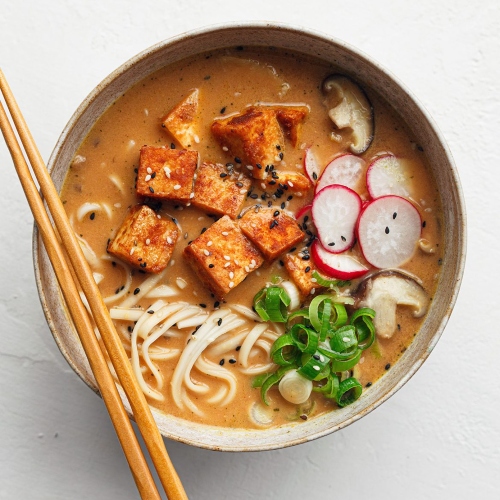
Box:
269;180;276;185
147;310;154;314
385;227;390;234
312;172;318;180
290;247;296;252
151;172;156;179
149;186;154;193
229;359;236;364
328;242;335;247
279;260;284;266
236;182;243;187
341;235;346;242
366;382;372;388
276;144;281;150
90;212;95;220
133;288;140;295
313;354;320;360
300;415;308;421
250;193;258;199
201;227;207;234
302;255;310;261
273;210;280;217
385;363;391;370
220;172;228;178
234;157;242;164
256;163;262;169
199;303;207;308
220;106;226;113
214;301;220;308
140;262;147;268
422;220;427;228
217;318;223;326
393;212;398;219
219;359;225;366
111;261;116;267
170;143;176;149
305;266;311;273
279;152;284;160
208;263;215;268
235;345;241;351
280;202;285;209
270;220;278;229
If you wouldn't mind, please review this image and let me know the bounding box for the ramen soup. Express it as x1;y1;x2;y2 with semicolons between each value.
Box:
61;46;443;428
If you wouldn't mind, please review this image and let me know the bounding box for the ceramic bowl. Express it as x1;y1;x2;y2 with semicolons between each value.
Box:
33;22;466;451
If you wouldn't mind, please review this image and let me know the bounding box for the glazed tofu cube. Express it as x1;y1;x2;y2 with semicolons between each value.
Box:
238;207;305;261
274;105;309;147
107;204;178;273
183;215;264;300
211;107;285;180
136;146;198;204
161;88;200;148
284;253;324;298
267;171;311;196
191;162;251;219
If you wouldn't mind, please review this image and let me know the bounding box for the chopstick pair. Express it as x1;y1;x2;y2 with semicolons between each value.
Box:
0;69;188;500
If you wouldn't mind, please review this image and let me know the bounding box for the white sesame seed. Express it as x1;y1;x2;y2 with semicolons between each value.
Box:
203;249;210;256
313;365;320;371
114;203;121;208
224;255;231;261
246;165;254;170
145;174;151;182
251;259;256;266
239;189;246;194
229;272;234;279
319;355;325;362
163;166;171;178
167;237;173;244
145;238;151;245
224;262;231;268
275;155;281;162
288;181;294;187
130;248;135;255
194;134;200;144
311;278;317;282
221;231;229;236
207;240;213;247
147;167;152;174
222;146;228;151
189;192;195;198
229;281;234;288
343;337;350;342
245;266;250;272
311;288;316;295
234;260;239;265
173;184;181;190
157;214;161;219
261;183;266;190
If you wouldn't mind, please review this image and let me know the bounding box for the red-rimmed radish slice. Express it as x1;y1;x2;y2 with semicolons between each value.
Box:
311;184;362;254
303;147;320;183
366;154;410;199
311;240;369;280
295;203;312;220
315;154;366;193
356;195;421;268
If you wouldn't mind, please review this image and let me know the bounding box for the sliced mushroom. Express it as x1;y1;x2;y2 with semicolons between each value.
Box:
322;74;374;154
353;270;429;339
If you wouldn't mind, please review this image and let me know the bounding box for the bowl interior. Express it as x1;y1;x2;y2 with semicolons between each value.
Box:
34;23;466;451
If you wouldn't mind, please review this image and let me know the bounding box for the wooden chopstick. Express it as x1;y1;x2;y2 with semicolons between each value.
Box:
0;69;188;500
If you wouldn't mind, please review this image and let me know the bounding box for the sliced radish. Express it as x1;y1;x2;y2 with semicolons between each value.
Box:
356;195;421;268
315;154;366;193
311;184;362;254
311;240;369;280
366;154;410;199
295;203;312;220
303;147;320;183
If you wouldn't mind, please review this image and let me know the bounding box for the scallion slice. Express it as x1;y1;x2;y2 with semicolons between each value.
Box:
350;307;376;350
270;334;299;366
298;351;330;381
336;377;362;407
253;286;291;322
261;365;296;405
289;324;319;355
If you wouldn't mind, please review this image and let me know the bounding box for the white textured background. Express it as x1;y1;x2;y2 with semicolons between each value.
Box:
0;1;497;499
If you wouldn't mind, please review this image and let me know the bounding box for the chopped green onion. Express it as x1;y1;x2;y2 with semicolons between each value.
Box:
350;307;376;350
336;377;362;407
312;271;351;288
253;286;291;322
330;348;362;372
251;372;270;388
270;334;299;366
308;295;331;331
298;350;330;380
289;324;318;355
330;325;357;353
261;365;295;405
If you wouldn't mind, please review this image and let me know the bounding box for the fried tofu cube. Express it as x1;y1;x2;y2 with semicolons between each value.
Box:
191;162;251;219
136;146;198;204
274;105;309;147
183;215;264;300
161;88;200;148
238;207;305;261
267;171;311;196
284;253;324;298
108;204;178;273
211;107;285;180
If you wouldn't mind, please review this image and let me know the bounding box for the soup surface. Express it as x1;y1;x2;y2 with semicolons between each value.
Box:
61;46;443;428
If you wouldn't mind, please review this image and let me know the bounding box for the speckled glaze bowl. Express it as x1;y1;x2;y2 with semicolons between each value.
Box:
33;22;466;451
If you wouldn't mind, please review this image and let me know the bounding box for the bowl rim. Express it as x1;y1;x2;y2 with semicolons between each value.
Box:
33;21;467;451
